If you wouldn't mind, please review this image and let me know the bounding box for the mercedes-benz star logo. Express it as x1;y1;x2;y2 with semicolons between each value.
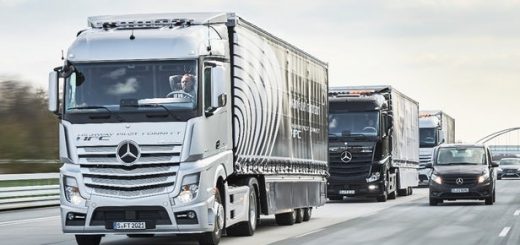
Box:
116;141;140;165
340;151;353;163
456;178;464;185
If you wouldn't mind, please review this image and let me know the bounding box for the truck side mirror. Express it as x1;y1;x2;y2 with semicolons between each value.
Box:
491;161;499;168
211;66;226;108
424;163;433;168
48;71;59;114
438;130;446;144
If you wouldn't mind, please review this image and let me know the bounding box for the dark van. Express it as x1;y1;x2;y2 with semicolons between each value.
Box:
426;144;498;206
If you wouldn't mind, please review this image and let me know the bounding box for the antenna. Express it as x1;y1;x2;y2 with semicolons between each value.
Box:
130;30;135;40
61;50;64;60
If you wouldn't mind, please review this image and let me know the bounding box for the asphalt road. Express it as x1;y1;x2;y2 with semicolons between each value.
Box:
1;179;519;245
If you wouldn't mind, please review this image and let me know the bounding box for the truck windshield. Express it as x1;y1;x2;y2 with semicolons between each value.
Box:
420;128;438;148
329;111;379;137
436;147;486;165
64;60;198;114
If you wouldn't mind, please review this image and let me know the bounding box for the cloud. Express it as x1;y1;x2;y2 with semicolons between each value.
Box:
107;78;139;96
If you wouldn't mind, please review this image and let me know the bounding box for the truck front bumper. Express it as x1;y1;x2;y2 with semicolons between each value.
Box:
327;180;385;198
61;193;218;235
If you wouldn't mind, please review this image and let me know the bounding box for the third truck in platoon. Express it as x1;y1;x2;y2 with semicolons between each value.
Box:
327;86;419;202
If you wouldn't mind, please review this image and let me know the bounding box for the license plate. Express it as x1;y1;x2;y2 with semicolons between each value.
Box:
451;188;469;193
339;190;355;195
113;222;146;230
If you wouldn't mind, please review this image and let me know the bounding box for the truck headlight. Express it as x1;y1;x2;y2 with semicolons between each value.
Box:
431;174;442;185
176;173;200;204
366;172;380;183
64;176;86;207
478;172;490;183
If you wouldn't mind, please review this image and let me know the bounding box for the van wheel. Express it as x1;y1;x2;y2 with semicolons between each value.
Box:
429;198;438;206
226;179;258;236
302;208;312;222
199;189;224;245
295;209;304;223
75;235;102;245
275;210;296;226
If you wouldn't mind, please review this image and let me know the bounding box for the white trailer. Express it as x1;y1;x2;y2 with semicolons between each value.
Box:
48;12;328;245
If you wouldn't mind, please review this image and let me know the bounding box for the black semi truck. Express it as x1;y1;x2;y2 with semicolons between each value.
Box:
327;86;419;202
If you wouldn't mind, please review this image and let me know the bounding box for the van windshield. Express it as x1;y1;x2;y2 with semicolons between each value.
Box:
436;147;486;165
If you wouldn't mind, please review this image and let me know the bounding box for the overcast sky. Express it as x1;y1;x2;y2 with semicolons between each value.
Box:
0;0;519;143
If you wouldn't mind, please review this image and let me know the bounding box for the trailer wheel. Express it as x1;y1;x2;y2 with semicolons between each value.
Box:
75;235;102;245
302;208;312;222
295;209;304;223
275;210;296;226
199;189;224;245
226;179;258;236
407;187;413;195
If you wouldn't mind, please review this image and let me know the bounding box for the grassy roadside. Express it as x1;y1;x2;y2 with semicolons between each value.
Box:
0;178;59;188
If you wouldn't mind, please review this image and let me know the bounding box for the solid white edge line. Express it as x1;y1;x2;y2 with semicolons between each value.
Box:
499;227;511;237
514;210;520;216
0;216;60;227
294;228;326;238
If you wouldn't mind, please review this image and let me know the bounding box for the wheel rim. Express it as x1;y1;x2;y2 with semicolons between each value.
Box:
249;191;257;229
215;202;224;236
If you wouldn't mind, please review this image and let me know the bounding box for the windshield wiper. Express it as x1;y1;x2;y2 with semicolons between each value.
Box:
68;106;124;122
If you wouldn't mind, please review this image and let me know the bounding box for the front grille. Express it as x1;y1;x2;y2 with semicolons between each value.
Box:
329;146;373;178
443;175;479;186
78;144;181;197
419;154;432;164
90;206;172;226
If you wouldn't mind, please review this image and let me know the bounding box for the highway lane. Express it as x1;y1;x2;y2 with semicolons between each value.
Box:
0;187;428;245
274;178;520;245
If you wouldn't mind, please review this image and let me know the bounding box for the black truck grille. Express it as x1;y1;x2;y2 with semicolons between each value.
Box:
328;150;373;177
90;206;172;226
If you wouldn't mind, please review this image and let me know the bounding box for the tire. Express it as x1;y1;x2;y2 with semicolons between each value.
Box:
295;209;304;223
226;179;258;236
376;191;388;202
493;190;496;203
429;198;438;206
388;190;396;200
75;235;102;245
408;187;413;195
199;189;224;245
302;208;312;222
127;234;154;238
485;196;493;205
275;210;296;226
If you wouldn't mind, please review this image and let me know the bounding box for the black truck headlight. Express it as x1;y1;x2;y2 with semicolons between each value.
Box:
366;172;380;183
176;173;200;204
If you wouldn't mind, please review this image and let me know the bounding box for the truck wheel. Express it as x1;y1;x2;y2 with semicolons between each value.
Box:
302;208;312;222
408;187;413;195
295;209;304;223
199;189;224;245
376;191;388;202
493;189;496;203
75;235;101;245
226;180;258;236
275;210;296;226
397;188;408;196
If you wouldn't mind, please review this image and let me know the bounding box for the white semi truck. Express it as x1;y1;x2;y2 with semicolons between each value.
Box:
48;13;328;245
418;111;455;185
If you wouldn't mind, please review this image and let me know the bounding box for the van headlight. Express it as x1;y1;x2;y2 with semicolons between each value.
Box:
63;176;86;207
478;172;490;183
176;173;200;204
431;173;442;185
366;172;380;183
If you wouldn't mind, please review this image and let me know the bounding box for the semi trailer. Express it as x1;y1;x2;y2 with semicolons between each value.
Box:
48;12;328;245
327;86;419;202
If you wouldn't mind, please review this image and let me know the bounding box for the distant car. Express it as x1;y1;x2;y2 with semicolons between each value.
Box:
426;144;498;206
498;158;520;178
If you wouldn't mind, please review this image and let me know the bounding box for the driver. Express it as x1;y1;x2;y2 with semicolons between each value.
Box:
169;74;196;99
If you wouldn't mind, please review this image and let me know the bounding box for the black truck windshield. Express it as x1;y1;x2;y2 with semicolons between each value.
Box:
420;128;438;148
329;111;379;137
436;147;486;165
64;60;198;115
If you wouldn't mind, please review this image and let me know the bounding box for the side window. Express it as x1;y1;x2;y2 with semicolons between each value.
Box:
204;67;212;112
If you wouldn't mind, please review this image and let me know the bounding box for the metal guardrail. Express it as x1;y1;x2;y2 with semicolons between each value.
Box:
0;173;60;210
